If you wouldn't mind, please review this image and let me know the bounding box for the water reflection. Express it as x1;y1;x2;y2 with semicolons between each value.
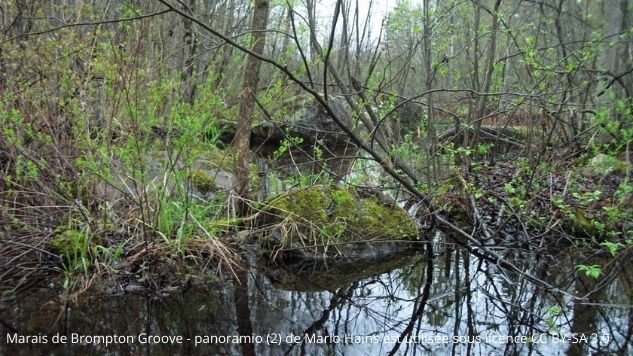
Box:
1;234;632;355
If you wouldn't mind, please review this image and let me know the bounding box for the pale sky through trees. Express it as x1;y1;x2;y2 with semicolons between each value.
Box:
311;0;404;42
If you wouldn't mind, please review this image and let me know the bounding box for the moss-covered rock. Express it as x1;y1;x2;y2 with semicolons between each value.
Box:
189;170;217;194
260;185;418;259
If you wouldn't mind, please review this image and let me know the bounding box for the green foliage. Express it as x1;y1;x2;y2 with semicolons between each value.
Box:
503;183;516;194
14;155;40;182
273;134;304;160
600;241;624;257
576;264;602;279
571;190;601;205
51;213;96;288
385;1;423;40
155;193;225;254
545;305;562;333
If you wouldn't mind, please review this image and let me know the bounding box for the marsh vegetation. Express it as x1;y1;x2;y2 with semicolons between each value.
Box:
0;0;632;354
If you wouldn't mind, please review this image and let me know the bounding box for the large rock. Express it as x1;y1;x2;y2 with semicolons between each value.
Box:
258;185;418;260
247;94;360;179
251;94;357;148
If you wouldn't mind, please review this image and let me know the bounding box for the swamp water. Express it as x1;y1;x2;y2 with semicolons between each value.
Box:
1;232;632;355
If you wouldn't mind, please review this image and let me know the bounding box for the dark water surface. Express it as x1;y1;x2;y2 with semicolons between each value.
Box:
1;233;632;355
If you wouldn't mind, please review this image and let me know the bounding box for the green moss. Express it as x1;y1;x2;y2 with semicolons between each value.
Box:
190;170;217;193
50;228;87;256
573;209;592;230
331;187;359;212
270;185;330;223
197;147;237;172
568;208;611;238
359;197;417;237
265;185;417;249
248;162;260;188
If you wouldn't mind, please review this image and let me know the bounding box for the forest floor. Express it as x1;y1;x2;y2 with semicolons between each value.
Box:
438;155;632;250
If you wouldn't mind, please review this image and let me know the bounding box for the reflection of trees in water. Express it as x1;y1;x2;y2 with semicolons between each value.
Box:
3;246;633;355
566;255;633;355
235;267;255;356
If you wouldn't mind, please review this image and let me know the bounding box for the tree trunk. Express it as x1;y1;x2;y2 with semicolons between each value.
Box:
306;0;318;61
181;0;198;104
213;0;236;88
464;2;481;148
234;0;270;207
471;0;501;148
424;0;437;182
